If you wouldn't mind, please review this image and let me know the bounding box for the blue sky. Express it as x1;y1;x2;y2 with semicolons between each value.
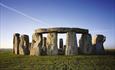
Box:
0;0;115;49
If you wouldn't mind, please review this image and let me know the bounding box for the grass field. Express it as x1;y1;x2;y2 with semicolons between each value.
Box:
0;49;115;70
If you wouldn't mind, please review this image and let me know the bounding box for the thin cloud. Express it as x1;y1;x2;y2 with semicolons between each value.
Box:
0;3;49;26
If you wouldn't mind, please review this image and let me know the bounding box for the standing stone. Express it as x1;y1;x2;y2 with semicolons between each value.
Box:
46;33;58;55
41;37;47;55
13;33;20;54
30;33;42;56
63;45;66;55
79;34;93;54
19;35;30;55
58;38;64;55
65;32;78;55
95;35;106;54
59;38;63;49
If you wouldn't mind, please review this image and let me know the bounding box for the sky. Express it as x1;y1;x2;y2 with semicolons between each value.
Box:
0;0;115;49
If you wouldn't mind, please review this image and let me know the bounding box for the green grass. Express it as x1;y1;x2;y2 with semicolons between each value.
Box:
0;50;115;70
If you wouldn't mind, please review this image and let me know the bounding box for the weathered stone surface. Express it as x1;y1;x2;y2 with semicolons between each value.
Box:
63;45;66;54
58;38;64;55
41;37;47;55
65;32;78;55
13;27;107;56
59;38;63;49
35;27;88;34
79;34;93;54
94;35;106;54
13;33;20;54
46;33;58;55
30;33;42;56
29;43;31;51
19;35;30;55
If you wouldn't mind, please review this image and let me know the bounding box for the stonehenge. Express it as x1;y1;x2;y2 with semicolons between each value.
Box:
13;27;106;55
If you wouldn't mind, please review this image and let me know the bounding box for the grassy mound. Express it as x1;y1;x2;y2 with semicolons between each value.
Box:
0;50;115;70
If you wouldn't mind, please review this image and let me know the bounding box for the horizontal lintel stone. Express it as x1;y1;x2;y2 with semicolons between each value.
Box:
35;27;88;34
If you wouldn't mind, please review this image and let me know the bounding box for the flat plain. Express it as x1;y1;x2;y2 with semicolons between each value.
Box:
0;49;115;70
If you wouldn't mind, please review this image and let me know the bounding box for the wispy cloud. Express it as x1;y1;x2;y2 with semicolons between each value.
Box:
0;3;49;26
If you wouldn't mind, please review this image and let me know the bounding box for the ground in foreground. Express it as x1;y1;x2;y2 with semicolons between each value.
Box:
0;49;115;70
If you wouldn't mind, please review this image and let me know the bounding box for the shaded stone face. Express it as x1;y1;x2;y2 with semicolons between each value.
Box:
79;34;93;54
58;38;64;55
59;38;63;49
41;37;47;55
13;33;20;54
95;35;106;54
30;33;42;56
96;35;106;43
19;35;30;55
46;33;58;55
63;45;66;53
65;32;78;55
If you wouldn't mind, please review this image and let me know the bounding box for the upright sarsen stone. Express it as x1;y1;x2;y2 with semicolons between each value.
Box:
58;38;64;55
95;35;106;54
59;38;63;49
46;33;58;55
30;33;42;56
65;32;78;55
13;33;20;54
19;35;30;55
79;34;92;54
41;37;47;55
